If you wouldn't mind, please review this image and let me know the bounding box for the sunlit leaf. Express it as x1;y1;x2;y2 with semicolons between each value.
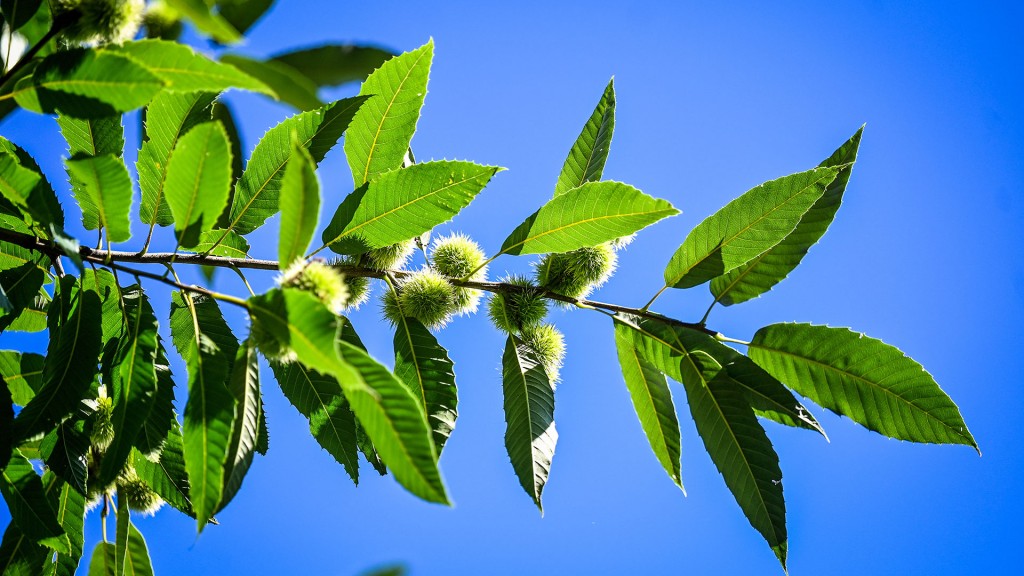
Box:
0;451;69;553
277;137;319;268
0;351;45;406
164;122;233;248
56;115;124;159
393;316;457;453
50;480;86;576
107;40;272;95
65;154;134;243
115;496;154;576
554;78;615;196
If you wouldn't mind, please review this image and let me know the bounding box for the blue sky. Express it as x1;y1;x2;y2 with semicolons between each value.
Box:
2;1;1022;574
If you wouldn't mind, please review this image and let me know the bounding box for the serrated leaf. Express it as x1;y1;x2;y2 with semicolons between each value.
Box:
219;54;322;111
133;341;176;457
0;351;45;406
97;286;159;486
663;166;840;289
39;421;88;496
56;115;124;159
107;40;272;96
0;137;63;233
5;288;49;333
0;152;42;224
269;359;360;483
278;137;319;268
748;323;978;451
164;121;233;248
0;261;45;333
169;291;238;530
65;154;133;243
12;276;101;442
138;91;218;229
345;40;433;186
224;96;366;236
115;496;154;576
12;49;164;118
322;160;501;255
613;323;683;490
0;452;69;553
49;480;85;576
271;44;394;88
554;78;615;196
86;542;116;576
613;314;787;565
393;316;457;453
500;181;678;256
501;334;557;512
248;288;447;503
163;0;242;44
189;229;249;258
132;426;195;517
711;128;864;305
217;340;261;512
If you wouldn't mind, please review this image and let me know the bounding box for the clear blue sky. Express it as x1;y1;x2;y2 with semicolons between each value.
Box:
2;1;1022;574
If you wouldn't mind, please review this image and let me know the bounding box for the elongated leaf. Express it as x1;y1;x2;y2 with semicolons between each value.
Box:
225;96;366;236
1;0;41;30
12;277;101;442
248;288;447;503
50;480;85;576
39;421;88;496
12;49;164;118
65;154;133;242
211;101;244;226
138;91;217;228
278;138;319;268
0;469;60;575
190;229;249;258
0;137;63;233
0;152;42;223
613;323;682;489
219;54;322;111
271;44;394;88
500;181;678;256
0;261;45;332
501;334;557;511
323;160;501;255
115;497;154;576
393;317;457;453
132;426;195;517
56;115;124;159
133;341;176;457
86;542;116;576
217;340;261;512
97;286;159;486
613;315;787;565
0;452;68;553
663;166;839;289
554;78;615;196
216;0;273;34
5;288;49;333
345;40;433;186
169;292;238;530
107;40;271;95
0;351;45;406
164;121;233;248
81;268;124;352
163;0;242;44
0;378;10;469
711;128;864;305
749;323;978;450
269;359;360;483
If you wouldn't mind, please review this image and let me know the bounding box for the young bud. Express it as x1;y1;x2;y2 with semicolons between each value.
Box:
431;233;488;316
117;467;164;515
365;240;416;271
488;275;548;334
382;268;459;329
55;0;145;45
279;260;348;313
535;244;617;300
521;323;566;383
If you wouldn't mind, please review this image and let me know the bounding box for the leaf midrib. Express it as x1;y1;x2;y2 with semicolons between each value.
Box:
504;206;675;255
360;48;431;184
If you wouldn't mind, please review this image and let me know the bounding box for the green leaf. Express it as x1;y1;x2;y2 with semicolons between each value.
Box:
5;288;49;333
1;0;42;30
0;377;10;470
138;91;218;229
710;127;864;305
613;323;683;490
613;314;787;566
216;0;273;34
12;49;164;118
248;288;447;503
133;340;176;457
81;268;125;351
345;40;433;186
0;452;69;553
190;229;249;258
269;359;360;484
663;166;840;289
211;101;244;227
0;152;42;225
107;40;272;96
0;521;48;575
225;96;367;235
0;138;63;233
500;181;678;256
219;54;322;111
169;291;238;530
50;480;86;576
164;121;233;248
501;334;557;512
271;44;394;88
0;262;46;333
65;154;134;243
278;137;320;268
132;426;195;518
322;160;501;255
97;286;160;486
12;277;102;443
86;542;116;576
554;78;615;196
56;115;124;159
115;497;154;576
39;421;88;496
217;340;261;512
163;0;242;44
748;323;978;451
0;351;45;406
393;317;457;454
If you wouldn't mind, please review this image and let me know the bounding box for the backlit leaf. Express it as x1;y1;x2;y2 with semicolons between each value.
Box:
277;137;319;268
219;54;322;111
164;122;233;248
554;78;615;196
65;154;133;243
56;115;124;159
0;452;69;553
107;40;272;95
